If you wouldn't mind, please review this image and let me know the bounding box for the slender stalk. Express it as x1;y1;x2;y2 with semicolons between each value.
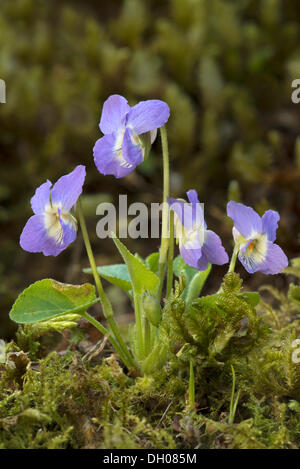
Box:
77;198;135;369
166;209;174;297
229;365;241;425
82;312;132;370
228;245;239;273
157;126;170;299
217;245;239;294
133;292;144;360
188;360;195;410
144;318;151;358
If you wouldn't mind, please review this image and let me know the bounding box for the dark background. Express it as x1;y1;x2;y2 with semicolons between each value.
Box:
1;0;300;338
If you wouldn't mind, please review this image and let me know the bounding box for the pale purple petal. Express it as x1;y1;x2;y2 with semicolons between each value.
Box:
262;210;279;242
198;230;229;269
20;214;64;257
99;95;130;135
167;198;195;232
58;210;77;249
20;214;48;253
126;100;170;135
259;242;288;274
238;250;261;274
227;201;262;238
122;127;144;166
51;165;86;211
180;240;203;270
30;180;52;215
93;134;135;178
186;189;206;229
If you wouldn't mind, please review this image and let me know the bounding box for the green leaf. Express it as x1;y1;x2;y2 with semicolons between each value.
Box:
112;235;159;295
237;291;260;307
83;264;132;293
173;255;211;300
9;279;99;324
145;252;160;274
185;264;212;303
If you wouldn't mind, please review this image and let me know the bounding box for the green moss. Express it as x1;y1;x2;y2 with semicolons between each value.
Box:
2;265;300;448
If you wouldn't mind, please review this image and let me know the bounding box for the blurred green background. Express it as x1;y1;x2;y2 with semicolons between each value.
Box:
1;0;300;337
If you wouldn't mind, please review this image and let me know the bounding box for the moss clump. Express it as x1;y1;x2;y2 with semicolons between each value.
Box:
1;266;300;449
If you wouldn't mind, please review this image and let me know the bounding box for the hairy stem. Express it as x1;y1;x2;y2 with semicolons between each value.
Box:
189;360;195;410
77;198;135;369
133;292;144;360
157;126;170;300
228;245;239;273
166;210;174;297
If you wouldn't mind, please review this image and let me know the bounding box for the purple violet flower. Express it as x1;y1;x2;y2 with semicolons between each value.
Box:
93;94;170;178
168;190;229;270
227;201;288;274
20;165;86;256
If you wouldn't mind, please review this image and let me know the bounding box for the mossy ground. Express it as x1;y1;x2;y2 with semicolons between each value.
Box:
1;272;300;449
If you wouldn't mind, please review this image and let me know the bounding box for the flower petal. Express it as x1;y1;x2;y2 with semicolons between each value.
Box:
227;201;262;238
262;210;279;242
122;127;144;166
99;95;130;135
150;129;157;144
127;100;170;135
197;230;229;270
238;251;260;274
180;240;203;270
20;214;65;256
259;241;288;274
168;198;195;232
186;189;206;229
51;165;86;211
30;180;52;214
58;210;77;250
93;134;135;178
20;214;48;253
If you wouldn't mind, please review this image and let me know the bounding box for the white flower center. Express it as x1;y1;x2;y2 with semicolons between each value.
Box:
113;127;144;169
44;204;77;245
173;212;205;249
234;229;268;265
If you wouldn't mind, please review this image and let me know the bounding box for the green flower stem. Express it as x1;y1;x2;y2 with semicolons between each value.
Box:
157;126;170;299
166;209;174;298
77;198;135;369
189;360;195;410
81;312;132;370
217;245;239;294
133;292;144;360
144;317;151;358
228;245;239;273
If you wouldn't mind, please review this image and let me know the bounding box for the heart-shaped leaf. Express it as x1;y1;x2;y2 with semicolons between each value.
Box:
10;279;99;324
83;264;132;293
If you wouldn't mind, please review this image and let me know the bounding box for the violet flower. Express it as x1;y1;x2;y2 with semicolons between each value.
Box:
93;94;170;178
20;165;86;256
227;201;288;274
168;190;229;270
